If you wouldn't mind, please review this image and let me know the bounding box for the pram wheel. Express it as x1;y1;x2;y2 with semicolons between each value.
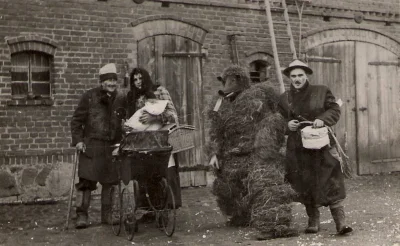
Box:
111;183;122;236
122;180;139;241
145;177;176;237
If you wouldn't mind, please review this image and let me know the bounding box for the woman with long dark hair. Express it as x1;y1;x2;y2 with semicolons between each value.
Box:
125;67;182;210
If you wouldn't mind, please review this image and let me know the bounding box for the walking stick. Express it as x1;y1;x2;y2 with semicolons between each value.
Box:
65;150;79;230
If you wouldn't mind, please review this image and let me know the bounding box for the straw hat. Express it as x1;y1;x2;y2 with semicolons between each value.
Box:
282;59;313;77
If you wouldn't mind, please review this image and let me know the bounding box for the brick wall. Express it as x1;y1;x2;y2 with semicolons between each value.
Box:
0;0;399;197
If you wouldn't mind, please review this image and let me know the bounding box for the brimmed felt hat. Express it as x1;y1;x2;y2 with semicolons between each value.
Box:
99;63;118;82
282;59;313;77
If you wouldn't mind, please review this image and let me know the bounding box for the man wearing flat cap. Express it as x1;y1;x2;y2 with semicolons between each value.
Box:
71;63;125;229
278;60;353;236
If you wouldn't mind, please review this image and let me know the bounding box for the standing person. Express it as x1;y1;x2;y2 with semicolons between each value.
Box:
71;63;125;229
126;67;181;209
278;60;353;235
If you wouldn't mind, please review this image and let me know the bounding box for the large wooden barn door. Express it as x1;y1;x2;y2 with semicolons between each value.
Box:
306;41;358;174
137;35;206;187
307;41;400;175
355;42;400;174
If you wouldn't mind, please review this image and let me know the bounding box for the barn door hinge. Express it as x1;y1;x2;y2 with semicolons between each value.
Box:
368;58;400;66
306;56;341;63
371;158;400;164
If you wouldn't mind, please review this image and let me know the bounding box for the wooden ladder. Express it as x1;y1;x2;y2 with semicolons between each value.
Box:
263;0;297;94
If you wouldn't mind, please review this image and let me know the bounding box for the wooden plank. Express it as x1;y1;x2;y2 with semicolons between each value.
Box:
190;171;207;186
137;37;156;82
307;41;357;174
179;171;191;187
206;171;216;187
367;44;380;170
355;42;371;175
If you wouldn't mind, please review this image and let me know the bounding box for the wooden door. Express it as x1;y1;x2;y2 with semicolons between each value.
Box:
307;41;400;175
355;42;400;174
307;41;358;174
137;35;206;186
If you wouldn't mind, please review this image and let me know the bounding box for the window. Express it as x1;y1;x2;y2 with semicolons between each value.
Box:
249;60;271;83
11;51;51;99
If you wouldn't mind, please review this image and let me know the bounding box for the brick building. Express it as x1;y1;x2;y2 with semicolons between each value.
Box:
0;0;399;199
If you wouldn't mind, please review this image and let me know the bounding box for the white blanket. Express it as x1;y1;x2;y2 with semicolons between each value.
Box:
124;100;168;131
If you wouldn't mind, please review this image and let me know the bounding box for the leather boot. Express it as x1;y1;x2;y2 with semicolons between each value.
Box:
75;190;91;229
305;205;320;233
330;206;353;235
101;184;119;225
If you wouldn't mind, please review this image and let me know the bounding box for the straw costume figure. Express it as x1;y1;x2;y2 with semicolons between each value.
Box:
208;65;298;239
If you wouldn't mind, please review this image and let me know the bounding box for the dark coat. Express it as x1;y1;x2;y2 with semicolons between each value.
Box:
71;86;125;184
278;82;346;206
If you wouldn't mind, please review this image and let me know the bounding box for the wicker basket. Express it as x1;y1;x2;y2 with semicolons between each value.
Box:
162;124;196;153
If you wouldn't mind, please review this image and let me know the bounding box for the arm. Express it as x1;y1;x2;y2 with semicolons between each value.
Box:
277;92;296;134
317;88;341;127
71;92;89;146
155;86;178;124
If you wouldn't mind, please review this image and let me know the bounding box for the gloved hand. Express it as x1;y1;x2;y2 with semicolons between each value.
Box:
288;120;300;131
209;154;219;169
76;142;86;153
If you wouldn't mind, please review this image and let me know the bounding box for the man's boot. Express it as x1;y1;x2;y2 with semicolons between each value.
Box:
75;190;91;229
101;184;119;225
330;206;353;235
305;205;320;233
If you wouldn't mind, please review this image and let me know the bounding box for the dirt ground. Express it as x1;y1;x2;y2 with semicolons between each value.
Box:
0;172;399;246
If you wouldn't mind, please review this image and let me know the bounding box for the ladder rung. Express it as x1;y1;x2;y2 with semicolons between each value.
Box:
272;21;287;25
278;52;294;54
275;36;290;39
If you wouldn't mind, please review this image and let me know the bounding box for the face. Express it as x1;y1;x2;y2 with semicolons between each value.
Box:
222;75;241;94
290;68;308;89
101;79;117;93
133;73;143;89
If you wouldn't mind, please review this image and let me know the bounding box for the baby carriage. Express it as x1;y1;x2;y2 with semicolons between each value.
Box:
110;130;176;241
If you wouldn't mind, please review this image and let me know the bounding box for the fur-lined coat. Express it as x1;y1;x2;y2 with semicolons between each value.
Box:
71;86;125;183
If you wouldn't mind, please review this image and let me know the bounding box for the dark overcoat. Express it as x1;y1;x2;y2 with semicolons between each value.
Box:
71;86;125;184
278;82;346;206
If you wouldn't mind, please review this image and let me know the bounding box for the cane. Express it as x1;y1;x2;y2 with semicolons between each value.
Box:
65;150;79;230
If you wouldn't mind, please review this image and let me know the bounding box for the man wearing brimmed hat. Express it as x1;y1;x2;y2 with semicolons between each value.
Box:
278;60;353;235
71;63;125;229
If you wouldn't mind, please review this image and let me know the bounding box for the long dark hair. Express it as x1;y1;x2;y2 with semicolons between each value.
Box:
126;67;157;117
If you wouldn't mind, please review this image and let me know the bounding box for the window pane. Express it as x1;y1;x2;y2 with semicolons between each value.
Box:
32;71;50;81
11;53;29;82
32;83;50;96
11;83;28;96
30;52;51;96
11;71;29;81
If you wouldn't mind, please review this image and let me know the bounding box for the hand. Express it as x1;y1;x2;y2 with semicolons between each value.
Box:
313;119;325;128
229;147;240;154
288;120;300;131
112;147;119;156
139;110;159;124
123;124;133;133
209;154;219;169
76;142;86;153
